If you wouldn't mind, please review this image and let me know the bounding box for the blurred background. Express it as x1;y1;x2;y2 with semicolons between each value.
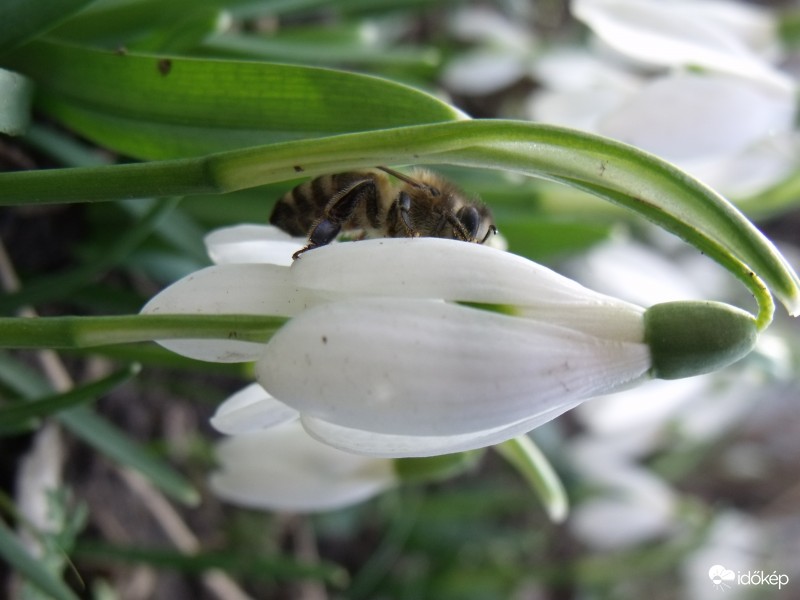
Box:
1;1;799;598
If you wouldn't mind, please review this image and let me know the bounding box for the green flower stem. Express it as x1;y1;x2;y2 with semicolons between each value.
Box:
1;120;798;325
0;157;213;203
494;435;568;523
0;314;288;349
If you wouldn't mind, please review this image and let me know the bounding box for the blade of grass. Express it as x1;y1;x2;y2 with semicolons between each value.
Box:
201;31;440;69
0;67;33;135
0;364;140;435
0;520;79;600
0;352;199;506
0;0;95;52
74;541;349;585
0;198;182;314
57;406;200;506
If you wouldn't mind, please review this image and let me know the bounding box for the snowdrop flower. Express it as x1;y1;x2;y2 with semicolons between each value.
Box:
442;6;536;96
529;0;798;198
210;418;396;513
143;225;756;459
681;511;766;600
568;437;678;550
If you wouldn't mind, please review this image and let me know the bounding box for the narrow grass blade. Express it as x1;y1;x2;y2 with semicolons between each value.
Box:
0;67;33;135
0;198;181;314
0;353;199;506
0;520;79;600
0;0;95;52
74;541;348;585
0;364;140;435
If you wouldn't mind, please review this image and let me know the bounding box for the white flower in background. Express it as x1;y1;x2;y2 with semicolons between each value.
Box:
529;0;798;197
442;5;537;95
142;224;658;459
681;511;766;600
568;437;678;550
561;236;792;549
210;418;396;513
15;424;64;556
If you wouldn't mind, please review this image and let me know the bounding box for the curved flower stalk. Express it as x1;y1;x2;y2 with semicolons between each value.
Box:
143;225;757;458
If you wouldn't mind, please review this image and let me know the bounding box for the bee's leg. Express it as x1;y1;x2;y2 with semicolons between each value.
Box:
389;192;416;236
432;210;471;241
292;219;341;259
293;178;377;259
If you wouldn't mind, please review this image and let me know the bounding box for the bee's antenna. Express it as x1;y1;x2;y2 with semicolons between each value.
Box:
377;166;425;189
480;225;498;244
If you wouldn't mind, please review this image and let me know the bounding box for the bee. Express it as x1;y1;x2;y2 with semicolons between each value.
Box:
269;167;497;259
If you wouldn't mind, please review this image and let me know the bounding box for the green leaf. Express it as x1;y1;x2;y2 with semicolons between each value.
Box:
0;520;79;600
493;435;568;523
1;40;464;159
394;450;483;484
0;67;33;135
200;30;440;69
0;0;96;52
57;406;201;506
0;353;199;506
1;120;795;324
0;198;181;314
74;541;348;584
0;364;140;435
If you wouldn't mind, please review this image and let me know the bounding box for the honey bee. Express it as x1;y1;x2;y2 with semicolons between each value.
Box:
269;167;497;259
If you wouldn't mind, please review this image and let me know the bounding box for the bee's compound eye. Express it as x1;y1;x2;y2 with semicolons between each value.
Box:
456;206;481;240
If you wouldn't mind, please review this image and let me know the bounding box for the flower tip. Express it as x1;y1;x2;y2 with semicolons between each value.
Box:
644;301;758;380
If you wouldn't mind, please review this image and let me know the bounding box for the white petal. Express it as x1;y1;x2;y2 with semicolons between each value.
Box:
205;224;305;266
576;377;706;438
257;298;650;437
291;238;644;341
15;424;63;555
598;74;795;161
531;47;640;93
569;439;677;549
209;422;396;512
568;240;709;306
449;6;534;51
210;383;299;435
688;132;800;198
141;264;323;362
301;399;584;458
528;88;627;131
573;0;793;92
569;481;676;549
443;50;527;95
